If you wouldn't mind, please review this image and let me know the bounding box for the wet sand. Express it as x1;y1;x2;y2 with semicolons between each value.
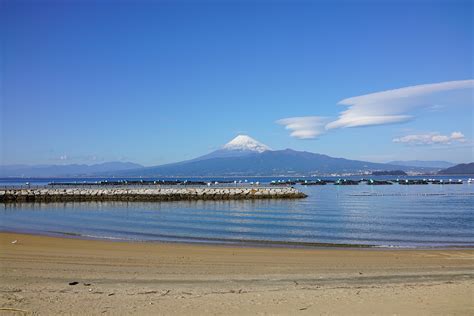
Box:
0;232;473;315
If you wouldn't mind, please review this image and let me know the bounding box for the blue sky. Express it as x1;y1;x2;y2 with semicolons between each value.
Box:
1;0;473;166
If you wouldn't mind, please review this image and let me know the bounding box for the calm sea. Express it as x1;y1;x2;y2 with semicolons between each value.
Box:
1;176;473;248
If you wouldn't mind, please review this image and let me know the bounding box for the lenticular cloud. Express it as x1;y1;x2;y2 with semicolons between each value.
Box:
277;80;474;139
276;116;328;139
326;80;474;130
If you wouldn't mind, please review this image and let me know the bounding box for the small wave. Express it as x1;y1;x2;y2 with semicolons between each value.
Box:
80;234;130;241
373;245;417;249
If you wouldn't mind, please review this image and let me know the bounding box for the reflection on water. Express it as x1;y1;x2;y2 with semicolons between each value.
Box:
1;183;473;247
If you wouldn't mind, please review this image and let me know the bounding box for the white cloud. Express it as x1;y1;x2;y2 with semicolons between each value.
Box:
276;116;328;139
277;79;473;139
393;131;466;145
326;115;412;129
450;131;466;141
326;80;473;129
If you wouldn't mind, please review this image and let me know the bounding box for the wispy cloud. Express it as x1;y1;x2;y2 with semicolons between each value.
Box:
393;131;466;145
278;80;474;139
276;116;328;139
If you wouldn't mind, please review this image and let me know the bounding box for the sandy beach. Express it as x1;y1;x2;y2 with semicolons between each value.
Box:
0;232;473;315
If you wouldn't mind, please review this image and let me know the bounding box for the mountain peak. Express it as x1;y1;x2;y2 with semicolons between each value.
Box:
222;135;271;153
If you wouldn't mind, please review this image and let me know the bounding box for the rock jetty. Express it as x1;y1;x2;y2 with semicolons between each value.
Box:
0;187;307;203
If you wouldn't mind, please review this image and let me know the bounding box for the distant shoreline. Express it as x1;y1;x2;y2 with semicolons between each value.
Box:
0;173;474;180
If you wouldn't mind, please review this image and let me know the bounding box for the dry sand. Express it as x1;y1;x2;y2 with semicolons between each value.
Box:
0;232;473;315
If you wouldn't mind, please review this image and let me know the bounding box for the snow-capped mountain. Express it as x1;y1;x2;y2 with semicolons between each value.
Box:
190;135;271;161
222;135;271;153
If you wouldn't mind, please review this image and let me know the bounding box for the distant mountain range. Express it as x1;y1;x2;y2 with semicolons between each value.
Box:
102;135;439;177
0;162;143;178
112;149;402;177
387;160;455;169
2;136;468;178
438;163;474;175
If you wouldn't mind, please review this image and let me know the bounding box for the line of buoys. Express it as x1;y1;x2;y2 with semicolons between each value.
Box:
49;180;242;186
270;178;466;186
48;178;467;188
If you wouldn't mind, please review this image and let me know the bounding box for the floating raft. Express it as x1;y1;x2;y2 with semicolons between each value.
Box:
0;187;307;203
430;179;463;185
334;179;360;185
366;179;393;185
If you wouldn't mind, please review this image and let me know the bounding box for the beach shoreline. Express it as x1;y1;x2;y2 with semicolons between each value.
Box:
1;232;473;315
3;229;474;250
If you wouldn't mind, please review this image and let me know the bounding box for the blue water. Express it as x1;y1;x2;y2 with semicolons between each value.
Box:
1;177;473;248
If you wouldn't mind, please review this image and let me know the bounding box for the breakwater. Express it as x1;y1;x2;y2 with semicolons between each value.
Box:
0;186;307;203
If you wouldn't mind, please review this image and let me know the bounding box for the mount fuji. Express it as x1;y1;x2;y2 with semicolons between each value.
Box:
222;135;271;153
109;135;435;177
190;135;271;161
